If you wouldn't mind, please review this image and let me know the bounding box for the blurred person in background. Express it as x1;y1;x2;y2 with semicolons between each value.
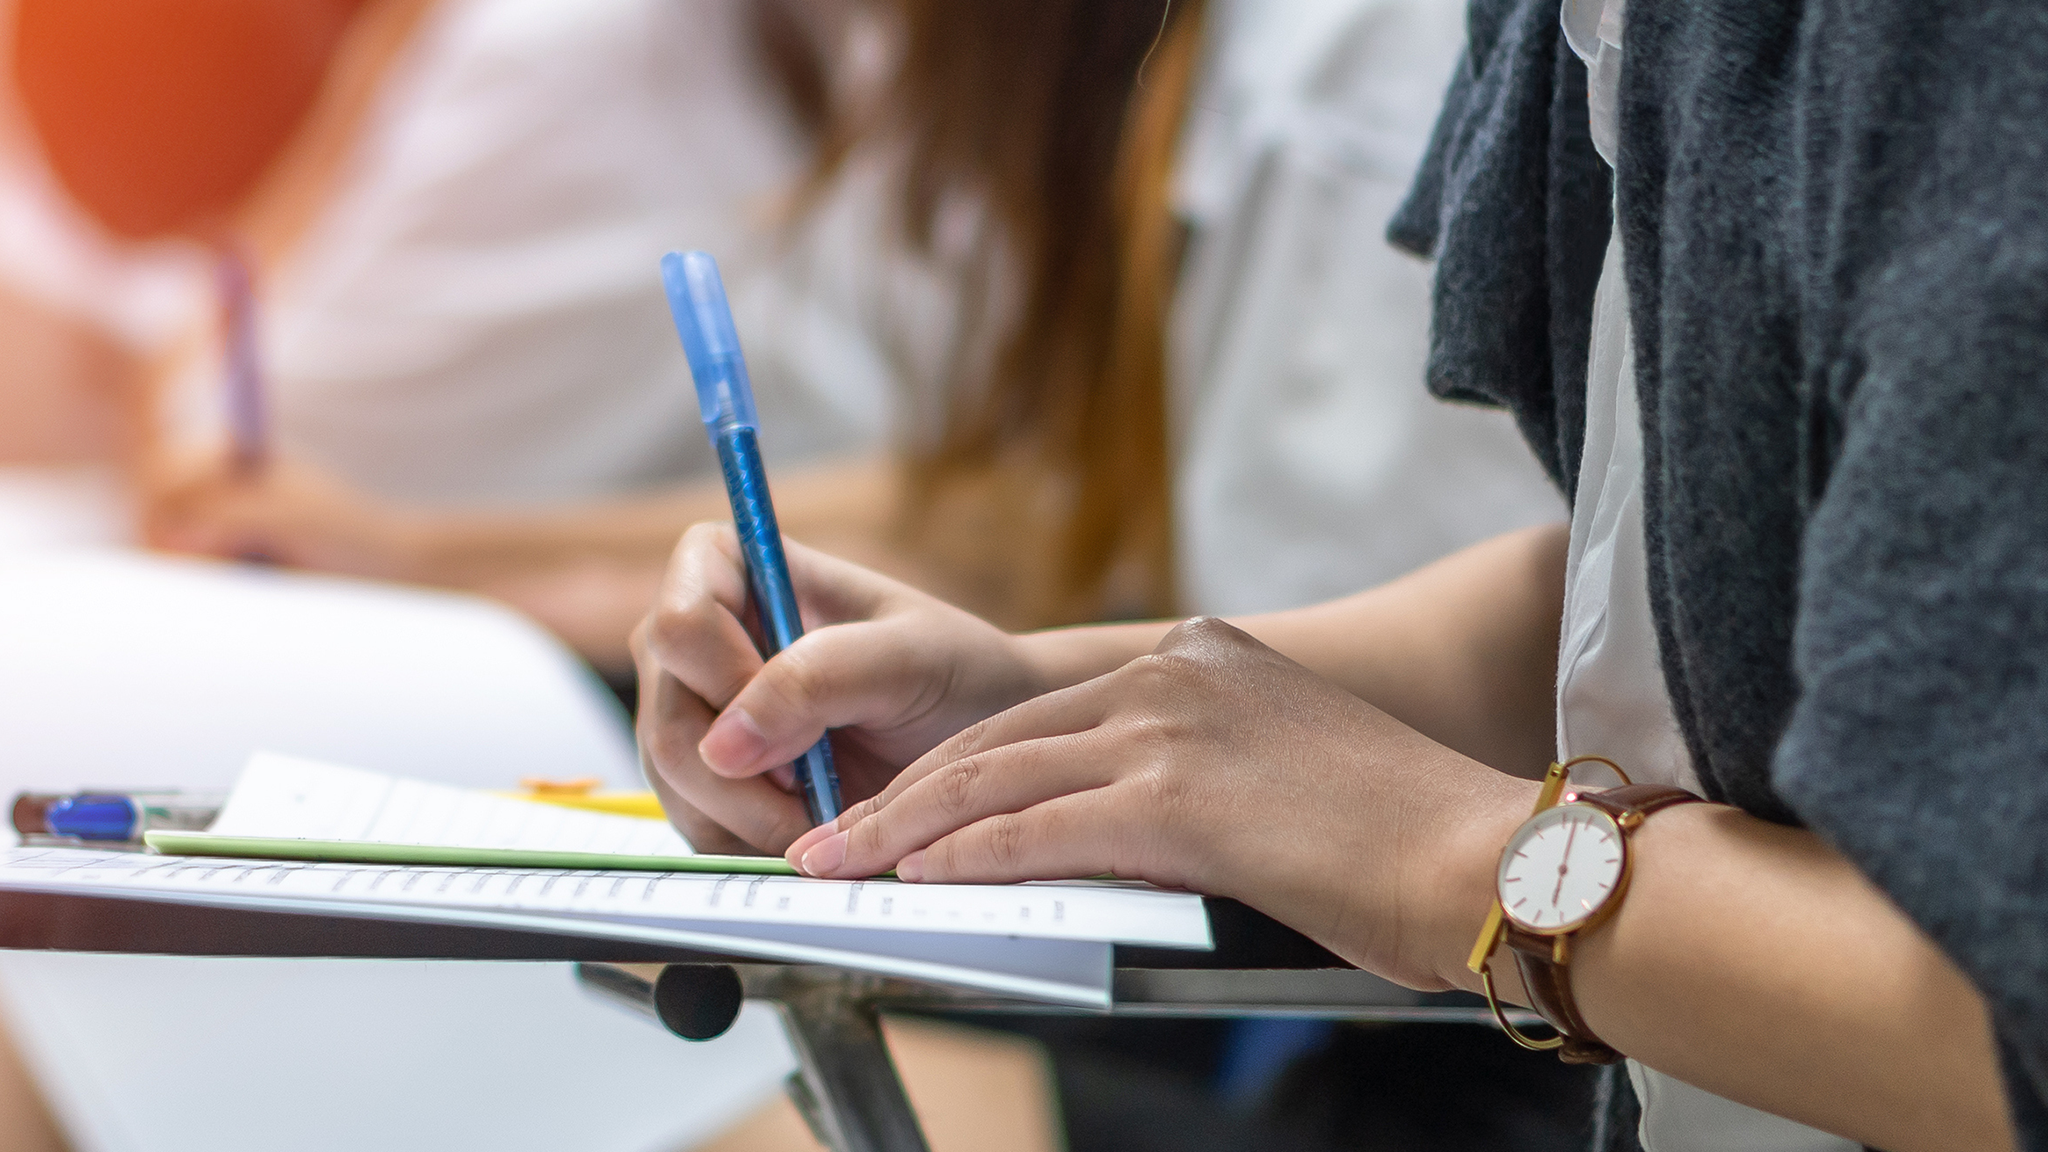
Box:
143;0;1563;661
0;1;208;548
8;0;887;682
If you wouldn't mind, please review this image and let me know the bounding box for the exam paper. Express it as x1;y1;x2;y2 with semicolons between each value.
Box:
0;848;1214;1005
91;846;1208;947
199;755;1209;945
116;756;1212;1004
211;752;694;857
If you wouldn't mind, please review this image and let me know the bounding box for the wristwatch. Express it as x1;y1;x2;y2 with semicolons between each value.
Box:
1468;756;1703;1064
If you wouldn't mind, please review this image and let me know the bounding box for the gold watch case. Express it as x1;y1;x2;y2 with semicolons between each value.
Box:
1495;798;1635;938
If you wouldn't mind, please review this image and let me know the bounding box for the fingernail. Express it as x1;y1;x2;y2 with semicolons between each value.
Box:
896;850;926;883
786;824;831;863
699;706;768;775
800;831;849;877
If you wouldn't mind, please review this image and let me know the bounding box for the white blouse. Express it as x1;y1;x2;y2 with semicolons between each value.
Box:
1171;0;1565;615
1558;1;1859;1148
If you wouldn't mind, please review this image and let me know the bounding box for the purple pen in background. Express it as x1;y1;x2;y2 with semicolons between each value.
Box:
214;242;268;476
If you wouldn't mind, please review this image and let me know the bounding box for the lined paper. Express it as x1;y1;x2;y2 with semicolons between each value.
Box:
0;847;1212;1004
21;848;1206;946
57;754;1215;1005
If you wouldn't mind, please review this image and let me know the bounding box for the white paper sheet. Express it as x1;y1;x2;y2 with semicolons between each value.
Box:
200;756;1208;945
0;847;1212;1005
211;752;695;856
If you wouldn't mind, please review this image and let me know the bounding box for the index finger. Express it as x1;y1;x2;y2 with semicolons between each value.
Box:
787;676;1115;874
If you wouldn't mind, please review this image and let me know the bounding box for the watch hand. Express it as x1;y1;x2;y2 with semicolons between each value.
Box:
1552;818;1580;905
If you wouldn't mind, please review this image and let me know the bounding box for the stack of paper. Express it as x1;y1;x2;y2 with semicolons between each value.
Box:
0;755;1211;1005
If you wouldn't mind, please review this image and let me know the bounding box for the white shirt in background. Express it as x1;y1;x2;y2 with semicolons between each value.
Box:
1171;0;1566;616
780;0;1573;619
171;0;887;506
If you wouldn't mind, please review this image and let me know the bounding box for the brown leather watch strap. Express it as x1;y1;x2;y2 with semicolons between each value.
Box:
1504;783;1704;1065
1506;928;1619;1064
1568;783;1702;824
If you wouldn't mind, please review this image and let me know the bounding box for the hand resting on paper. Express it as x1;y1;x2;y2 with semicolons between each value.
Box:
784;617;1527;991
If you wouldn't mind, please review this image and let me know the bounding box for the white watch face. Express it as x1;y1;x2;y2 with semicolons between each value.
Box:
1497;804;1626;933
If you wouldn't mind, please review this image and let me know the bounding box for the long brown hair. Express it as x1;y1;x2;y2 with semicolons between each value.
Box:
796;0;1205;628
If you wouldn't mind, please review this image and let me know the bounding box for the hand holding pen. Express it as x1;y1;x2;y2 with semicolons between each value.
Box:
631;518;1046;855
638;251;1057;853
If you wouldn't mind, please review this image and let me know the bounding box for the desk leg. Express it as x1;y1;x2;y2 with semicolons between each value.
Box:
764;975;931;1152
574;964;933;1151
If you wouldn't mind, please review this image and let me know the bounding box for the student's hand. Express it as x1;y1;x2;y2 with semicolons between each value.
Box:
784;617;1536;990
141;448;426;579
634;523;1054;854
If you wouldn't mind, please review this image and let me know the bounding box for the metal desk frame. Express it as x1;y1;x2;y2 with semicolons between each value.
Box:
576;960;1533;1152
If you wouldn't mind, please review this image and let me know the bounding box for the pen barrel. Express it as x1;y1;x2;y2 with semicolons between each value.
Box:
793;742;842;826
717;425;802;652
715;426;841;825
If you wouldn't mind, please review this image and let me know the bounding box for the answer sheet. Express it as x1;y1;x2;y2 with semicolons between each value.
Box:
210;752;695;857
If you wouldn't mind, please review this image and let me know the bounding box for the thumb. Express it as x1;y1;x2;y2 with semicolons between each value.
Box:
697;617;944;778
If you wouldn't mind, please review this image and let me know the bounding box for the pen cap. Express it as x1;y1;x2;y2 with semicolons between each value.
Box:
660;251;758;431
11;794;56;835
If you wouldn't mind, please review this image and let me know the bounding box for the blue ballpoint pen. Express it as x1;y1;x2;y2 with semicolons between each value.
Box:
12;790;224;845
660;251;843;826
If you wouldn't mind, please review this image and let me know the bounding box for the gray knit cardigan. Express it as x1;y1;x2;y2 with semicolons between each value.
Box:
1391;1;2048;1148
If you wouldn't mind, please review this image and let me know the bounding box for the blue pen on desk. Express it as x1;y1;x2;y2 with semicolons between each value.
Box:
660;250;843;826
12;790;224;845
